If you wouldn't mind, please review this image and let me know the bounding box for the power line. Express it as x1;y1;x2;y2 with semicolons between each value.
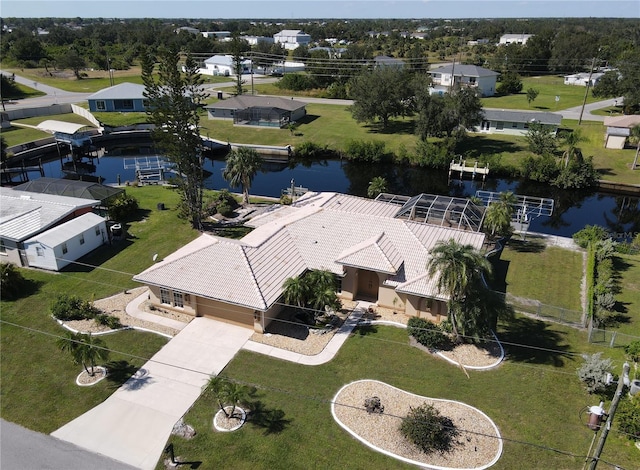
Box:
0;317;631;470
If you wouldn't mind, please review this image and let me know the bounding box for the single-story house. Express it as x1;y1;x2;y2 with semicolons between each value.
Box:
23;212;107;271
603;115;640;149
87;83;148;113
374;55;405;68
201;31;231;40
133;192;486;332
477;109;563;136
428;64;500;97
243;35;274;46
200;54;252;76
274;29;312;50
0;187;100;268
205;95;307;128
563;72;605;87
499;34;534;45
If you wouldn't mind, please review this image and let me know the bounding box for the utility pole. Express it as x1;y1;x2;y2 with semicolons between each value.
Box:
578;55;598;125
587;362;630;470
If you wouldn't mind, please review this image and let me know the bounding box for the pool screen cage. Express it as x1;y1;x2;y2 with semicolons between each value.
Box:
376;193;486;232
234;107;289;127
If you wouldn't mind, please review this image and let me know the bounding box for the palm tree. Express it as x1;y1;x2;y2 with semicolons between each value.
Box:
426;239;492;342
282;275;309;308
203;375;252;418
562;129;585;168
222;147;264;205
57;331;109;376
630;124;640;170
483;191;516;238
367;176;388;199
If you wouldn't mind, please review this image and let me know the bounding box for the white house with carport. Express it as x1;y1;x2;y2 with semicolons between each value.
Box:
499;34;534;45
23;212;107;271
563;72;605;87
274;29;312;50
0;187;100;268
133;192;486;333
200;54;252;76
477;109;563;136
428;64;500;97
205;95;307;128
87;83;148;113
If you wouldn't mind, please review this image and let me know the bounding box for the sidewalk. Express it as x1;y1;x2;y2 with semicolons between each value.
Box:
125;291;188;331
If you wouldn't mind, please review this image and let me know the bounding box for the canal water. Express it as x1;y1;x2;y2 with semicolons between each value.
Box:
37;151;639;240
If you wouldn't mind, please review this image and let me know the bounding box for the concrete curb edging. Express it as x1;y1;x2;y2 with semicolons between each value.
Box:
76;367;107;387
55;317;174;339
331;379;503;470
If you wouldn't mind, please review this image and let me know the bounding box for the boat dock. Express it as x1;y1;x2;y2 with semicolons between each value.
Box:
448;159;489;181
123;156;171;184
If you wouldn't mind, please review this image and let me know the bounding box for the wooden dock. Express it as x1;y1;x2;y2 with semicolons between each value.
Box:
448;159;489;181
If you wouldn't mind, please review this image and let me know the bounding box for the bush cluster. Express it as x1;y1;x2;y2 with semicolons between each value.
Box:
203;189;238;218
399;403;459;455
51;294;101;321
107;193;139;220
407;317;449;350
343;139;387;163
577;352;613;394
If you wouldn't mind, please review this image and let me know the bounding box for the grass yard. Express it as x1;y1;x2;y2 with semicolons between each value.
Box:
611;253;640;339
159;322;637;470
492;236;584;311
481;75;599;111
0;186;199;433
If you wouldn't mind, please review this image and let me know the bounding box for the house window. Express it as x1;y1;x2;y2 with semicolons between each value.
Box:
96;100;106;111
62;243;68;254
173;292;184;308
496;121;504;130
0;240;6;255
95;226;101;236
512;122;518;128
160;288;171;305
114;99;134;110
523;122;530;129
36;246;44;257
469;77;477;84
142;99;150;108
79;233;85;245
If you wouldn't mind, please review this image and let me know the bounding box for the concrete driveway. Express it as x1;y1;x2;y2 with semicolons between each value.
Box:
52;318;253;470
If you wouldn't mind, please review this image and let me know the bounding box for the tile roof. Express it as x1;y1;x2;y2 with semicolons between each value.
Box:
134;192;485;311
0;187;99;242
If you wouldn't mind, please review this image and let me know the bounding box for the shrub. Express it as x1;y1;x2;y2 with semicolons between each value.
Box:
51;294;100;321
108;193;139;220
294;141;328;159
577;352;613;394
595;292;616;312
343;139;386;163
275;73;317;91
521;154;559;183
400;403;459;455
617;394;640;441
95;314;123;330
625;340;640;363
573;225;608;249
0;262;27;300
496;72;523;95
407;317;449;350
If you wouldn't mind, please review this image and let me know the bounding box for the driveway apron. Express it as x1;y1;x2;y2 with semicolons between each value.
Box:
52;318;253;470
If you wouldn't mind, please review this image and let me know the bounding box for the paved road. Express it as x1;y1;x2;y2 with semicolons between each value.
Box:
0;419;138;470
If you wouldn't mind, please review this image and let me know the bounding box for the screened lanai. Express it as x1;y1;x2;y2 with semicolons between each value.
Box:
376;193;486;232
14;177;124;206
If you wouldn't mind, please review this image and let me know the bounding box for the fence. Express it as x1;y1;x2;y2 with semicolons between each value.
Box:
495;291;585;327
587;325;640;349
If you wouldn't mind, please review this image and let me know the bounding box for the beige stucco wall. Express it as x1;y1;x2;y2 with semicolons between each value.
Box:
404;294;447;323
147;285;197;317
378;284;404;310
339;267;356;300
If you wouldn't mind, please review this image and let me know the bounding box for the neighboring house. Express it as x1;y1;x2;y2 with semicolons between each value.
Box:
428;64;500;97
243;35;274;46
87;83;148;113
477;109;563;136
499;34;534;45
133;192;486;333
563;72;605;87
23;212;108;271
603;115;640;149
200;54;252;76
0;187;100;268
373;55;405;68
205;95;307;128
13;177;124;208
274;29;312;50
467;39;490;46
201;31;231;40
175;26;199;35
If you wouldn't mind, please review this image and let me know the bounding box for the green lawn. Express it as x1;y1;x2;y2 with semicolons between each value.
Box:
159;322;637;469
0;186;199;433
493;236;584;311
612;253;640;338
481;75;600;111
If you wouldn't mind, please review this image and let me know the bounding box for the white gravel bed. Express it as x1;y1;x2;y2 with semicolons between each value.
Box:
333;380;502;469
63;287;187;337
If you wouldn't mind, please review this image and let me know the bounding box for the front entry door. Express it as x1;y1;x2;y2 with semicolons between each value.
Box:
357;270;379;300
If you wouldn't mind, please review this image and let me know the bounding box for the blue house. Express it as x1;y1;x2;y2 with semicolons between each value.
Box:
87;83;148;113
